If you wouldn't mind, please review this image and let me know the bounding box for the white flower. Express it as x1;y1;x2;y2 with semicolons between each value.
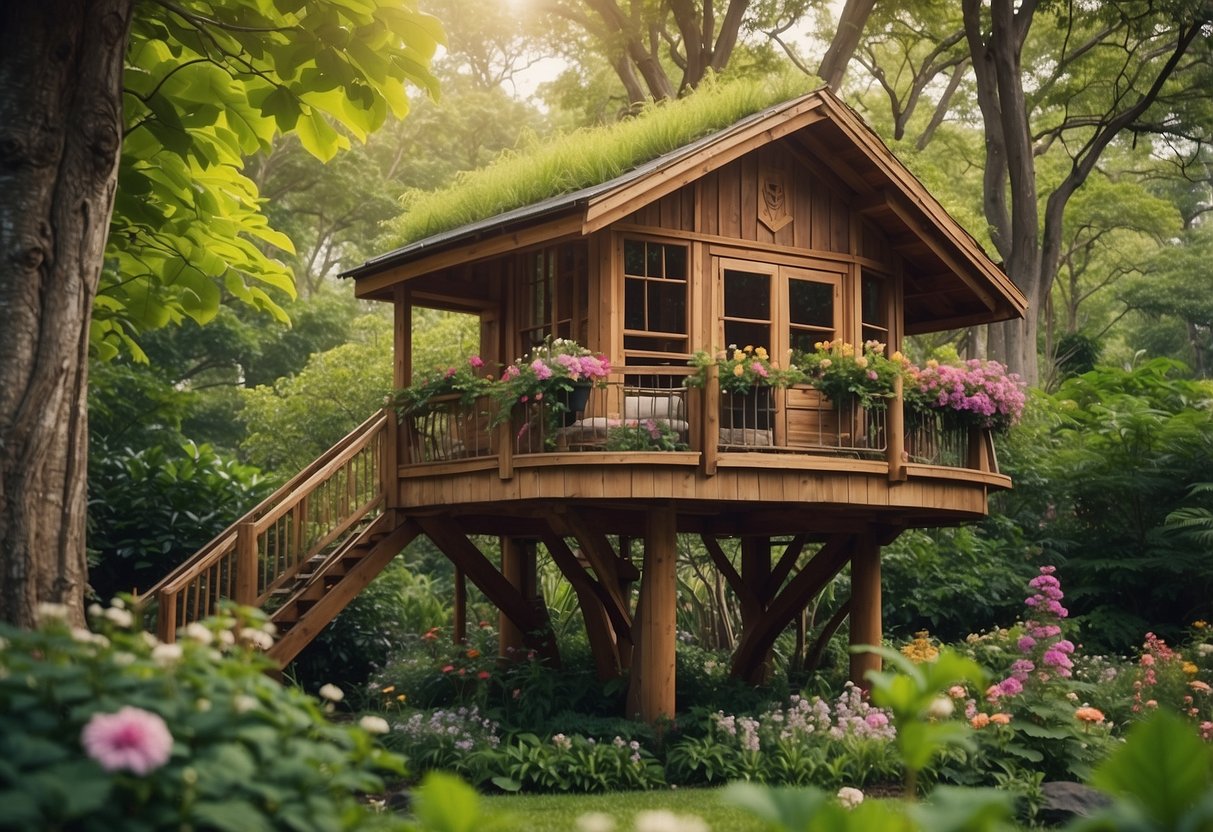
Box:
233;695;258;714
927;695;955;720
575;812;616;832
141;632;160;648
634;810;708;832
318;683;345;703
196;698;212;712
110;597;126;610
359;715;390;735
261;621;278;637
216;629;235;647
112;651;136;666
87;603;104;619
36;602;70;623
239;627;274;650
183;623;214;645
104;606;134;628
837;787;864;809
1197;643;1213;657
151;643;183;665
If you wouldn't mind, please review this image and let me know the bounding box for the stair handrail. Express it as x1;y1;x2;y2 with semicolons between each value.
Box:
138;409;390;639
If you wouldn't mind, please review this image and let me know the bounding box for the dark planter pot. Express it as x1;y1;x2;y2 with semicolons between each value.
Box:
557;381;593;426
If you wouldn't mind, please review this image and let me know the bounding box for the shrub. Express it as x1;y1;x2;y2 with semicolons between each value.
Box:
0;601;405;831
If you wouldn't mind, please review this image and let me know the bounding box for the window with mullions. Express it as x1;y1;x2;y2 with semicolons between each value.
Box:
518;244;588;354
623;239;688;357
860;271;890;345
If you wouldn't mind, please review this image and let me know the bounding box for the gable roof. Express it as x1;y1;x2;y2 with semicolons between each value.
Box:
345;87;1027;332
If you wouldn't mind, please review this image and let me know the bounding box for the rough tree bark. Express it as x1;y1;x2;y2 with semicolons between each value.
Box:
0;0;134;627
816;0;877;89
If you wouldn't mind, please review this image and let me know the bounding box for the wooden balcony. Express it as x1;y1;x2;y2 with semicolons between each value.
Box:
394;366;1008;531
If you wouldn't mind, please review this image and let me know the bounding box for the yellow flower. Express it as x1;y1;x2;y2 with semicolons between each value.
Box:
732;349;745;362
744;345;754;353
1194;620;1208;630
755;346;768;360
1183;661;1198;675
733;364;745;376
381;685;396;694
855;356;868;369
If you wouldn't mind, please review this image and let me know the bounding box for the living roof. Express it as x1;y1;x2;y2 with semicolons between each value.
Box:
382;74;812;249
346;80;1027;331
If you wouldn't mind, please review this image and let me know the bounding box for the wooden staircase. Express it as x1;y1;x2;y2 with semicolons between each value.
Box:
139;410;416;668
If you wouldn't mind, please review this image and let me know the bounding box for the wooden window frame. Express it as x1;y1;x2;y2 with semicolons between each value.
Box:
621;235;691;362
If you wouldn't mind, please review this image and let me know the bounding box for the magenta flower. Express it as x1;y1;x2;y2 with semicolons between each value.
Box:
530;359;553;380
1017;635;1037;653
469;355;484;368
81;706;173;775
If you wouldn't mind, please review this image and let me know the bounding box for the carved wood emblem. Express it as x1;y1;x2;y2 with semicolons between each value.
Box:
758;162;793;232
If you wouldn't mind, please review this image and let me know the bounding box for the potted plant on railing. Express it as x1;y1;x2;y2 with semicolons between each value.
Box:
688;345;798;430
792;340;905;409
391;355;495;419
604;419;688;451
493;338;612;447
901;357;1025;465
902;357;1026;432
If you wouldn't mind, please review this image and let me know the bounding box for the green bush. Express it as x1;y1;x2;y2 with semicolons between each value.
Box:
0;602;406;832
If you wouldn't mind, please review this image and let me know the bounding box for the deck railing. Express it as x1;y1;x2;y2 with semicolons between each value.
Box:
398;366;998;477
140;411;390;642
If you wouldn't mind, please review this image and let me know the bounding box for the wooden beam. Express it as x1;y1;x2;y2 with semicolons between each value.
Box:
768;535;807;596
499;537;537;659
541;531;628;679
849;531;882;686
628;506;678;724
416;517;559;665
731;534;853;683
352;215;584;296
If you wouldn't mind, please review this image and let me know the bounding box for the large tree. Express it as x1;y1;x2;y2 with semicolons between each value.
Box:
960;0;1210;385
0;0;441;628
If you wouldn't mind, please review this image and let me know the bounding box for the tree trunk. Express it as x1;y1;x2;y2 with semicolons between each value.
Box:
816;0;877;89
0;0;133;628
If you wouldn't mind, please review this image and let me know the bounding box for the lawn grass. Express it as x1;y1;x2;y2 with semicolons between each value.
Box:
481;786;770;831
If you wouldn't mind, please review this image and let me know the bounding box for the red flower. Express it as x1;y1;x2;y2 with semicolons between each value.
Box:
478;671;491;680
442;664;454;673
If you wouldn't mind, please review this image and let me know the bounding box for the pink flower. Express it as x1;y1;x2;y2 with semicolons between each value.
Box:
469;355;484;368
81;706;173;775
530;359;553;380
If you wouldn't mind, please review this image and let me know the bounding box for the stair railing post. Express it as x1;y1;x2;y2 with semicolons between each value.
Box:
157;589;177;643
381;409;398;508
236;521;259;606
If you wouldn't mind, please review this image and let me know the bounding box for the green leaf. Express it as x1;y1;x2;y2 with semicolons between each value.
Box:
411;772;483;832
294;107;346;162
1091;711;1213;829
191;799;275;832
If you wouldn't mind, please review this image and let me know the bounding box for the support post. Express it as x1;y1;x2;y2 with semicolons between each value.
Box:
628;506;678;725
235;521;258;606
887;374;906;481
499;537;536;659
848;532;882;687
702;363;719;476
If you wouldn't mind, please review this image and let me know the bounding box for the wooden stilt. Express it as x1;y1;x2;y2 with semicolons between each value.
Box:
628;506;677;725
848;531;882;686
498;537;534;659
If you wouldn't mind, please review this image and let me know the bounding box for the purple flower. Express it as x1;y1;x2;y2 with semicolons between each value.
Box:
1017;635;1037;653
81;706;173;775
998;677;1024;697
530;359;553;380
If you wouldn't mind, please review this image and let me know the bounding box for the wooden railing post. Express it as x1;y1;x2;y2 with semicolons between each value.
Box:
887;374;906;482
702;363;719;476
157;589;177;643
381;409;398;508
235;521;258;606
497;409;514;480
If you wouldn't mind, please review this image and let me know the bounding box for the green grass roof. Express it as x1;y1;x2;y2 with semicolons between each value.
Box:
384;72;815;247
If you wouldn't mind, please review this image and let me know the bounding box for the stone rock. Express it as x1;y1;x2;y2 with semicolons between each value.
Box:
1039;781;1112;825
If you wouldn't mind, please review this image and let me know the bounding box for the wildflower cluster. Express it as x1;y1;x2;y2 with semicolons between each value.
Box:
900;630;941;664
792;340;904;408
390;705;502;755
904;358;1026;431
709;685;896;753
604;417;688;451
988;566;1074;701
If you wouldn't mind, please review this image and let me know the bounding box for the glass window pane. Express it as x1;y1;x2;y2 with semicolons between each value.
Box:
862;274;886;326
724;270;770;320
725;321;770;352
624;278;645;330
789;279;833;328
646;243;662;276
648;282;686;332
664;245;687;279
789;329;821;354
624;240;645;275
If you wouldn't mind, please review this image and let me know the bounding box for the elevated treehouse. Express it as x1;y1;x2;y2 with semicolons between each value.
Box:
144;89;1026;723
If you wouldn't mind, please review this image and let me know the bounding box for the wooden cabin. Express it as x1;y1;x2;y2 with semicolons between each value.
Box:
144;88;1026;724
